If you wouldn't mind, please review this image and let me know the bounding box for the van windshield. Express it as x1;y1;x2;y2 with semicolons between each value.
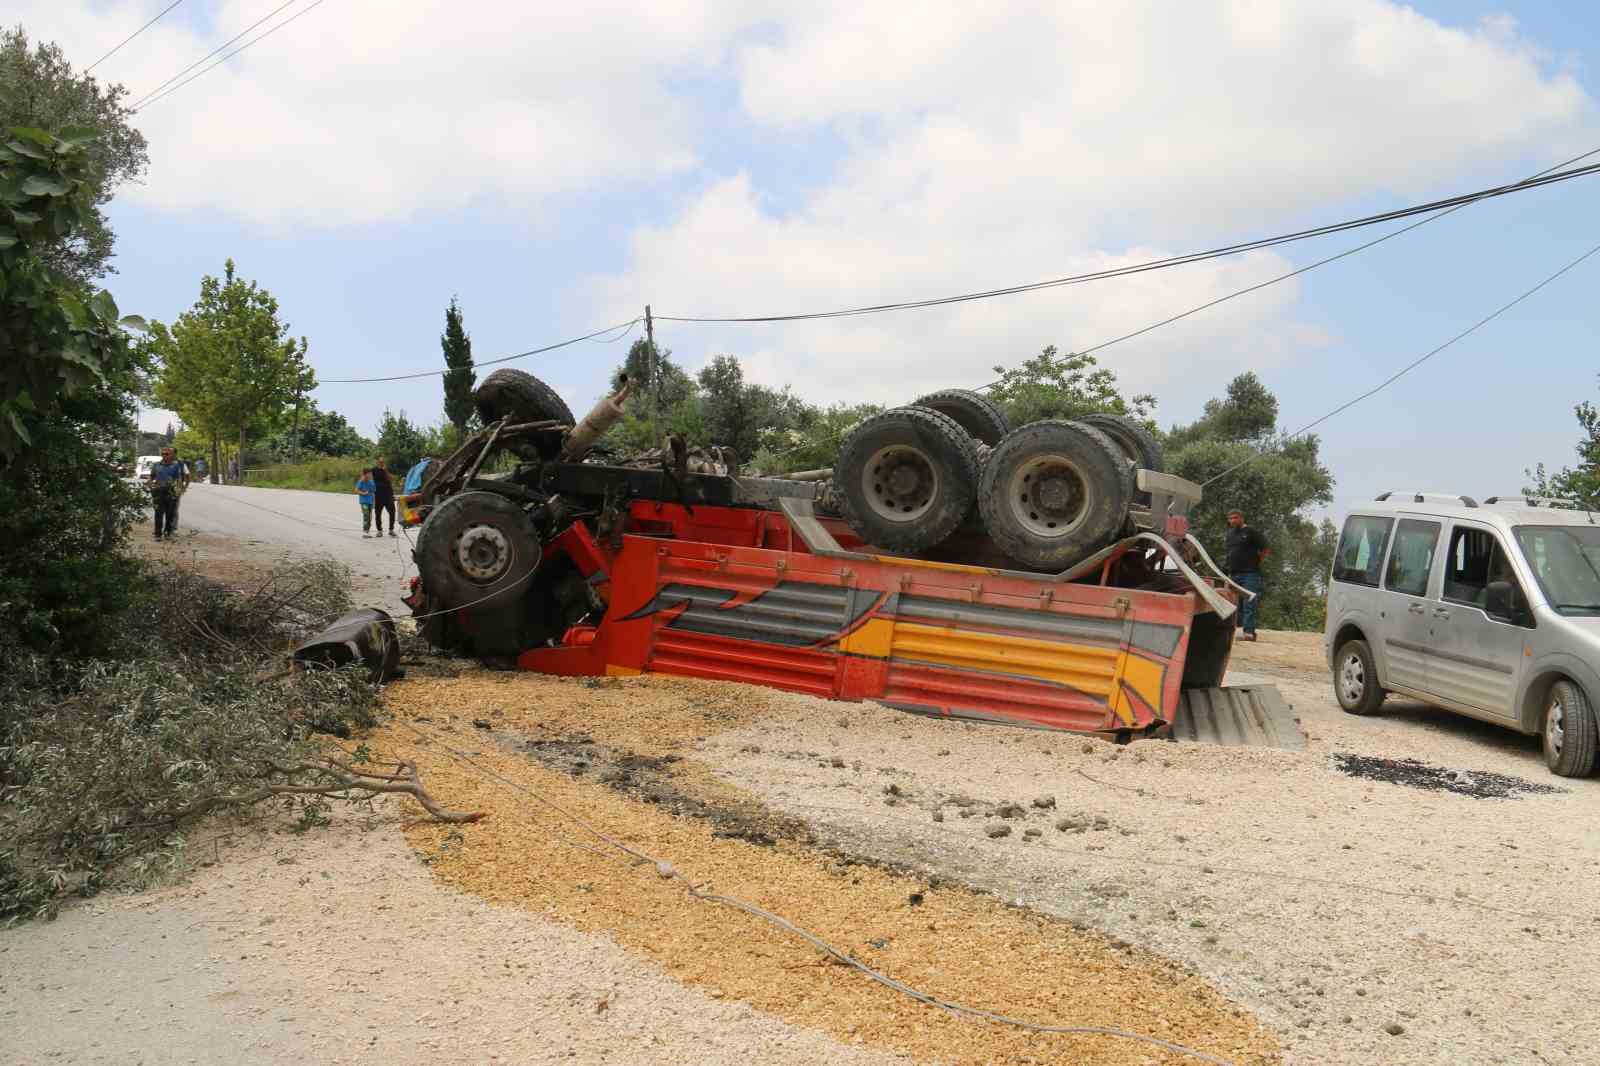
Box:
1513;525;1600;615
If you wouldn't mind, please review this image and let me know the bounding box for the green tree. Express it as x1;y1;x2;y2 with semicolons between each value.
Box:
440;296;475;435
0;122;147;653
150;261;313;481
1163;374;1335;632
375;409;430;472
696;355;815;464
986;346;1156;428
1527;378;1600;505
261;403;372;459
0;29;148;285
751;402;882;474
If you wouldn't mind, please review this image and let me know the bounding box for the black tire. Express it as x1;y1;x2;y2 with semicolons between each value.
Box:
415;491;542;656
474;369;575;430
1075;413;1162;473
1333;639;1386;716
1075;413;1162;504
835;406;979;553
1542;678;1598;777
977;420;1134;570
912;389;1010;446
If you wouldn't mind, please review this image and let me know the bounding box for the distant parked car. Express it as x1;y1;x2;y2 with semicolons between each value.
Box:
1325;491;1600;777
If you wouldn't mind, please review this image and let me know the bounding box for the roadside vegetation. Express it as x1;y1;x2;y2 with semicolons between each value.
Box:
245;454;367;492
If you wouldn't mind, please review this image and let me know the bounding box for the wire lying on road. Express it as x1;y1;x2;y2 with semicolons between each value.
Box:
394;717;1236;1065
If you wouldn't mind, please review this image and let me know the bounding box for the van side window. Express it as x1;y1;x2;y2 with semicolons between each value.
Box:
1383;519;1440;596
1332;515;1393;587
1442;528;1528;622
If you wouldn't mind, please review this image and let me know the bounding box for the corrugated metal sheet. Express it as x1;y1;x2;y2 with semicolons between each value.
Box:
1169;685;1304;750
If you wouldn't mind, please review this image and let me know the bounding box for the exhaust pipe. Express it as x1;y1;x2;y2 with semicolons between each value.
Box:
562;376;633;460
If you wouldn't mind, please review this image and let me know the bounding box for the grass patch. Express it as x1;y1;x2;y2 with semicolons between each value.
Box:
245;456;366;493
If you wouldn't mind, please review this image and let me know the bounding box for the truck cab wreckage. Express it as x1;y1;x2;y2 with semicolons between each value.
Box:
403;370;1300;746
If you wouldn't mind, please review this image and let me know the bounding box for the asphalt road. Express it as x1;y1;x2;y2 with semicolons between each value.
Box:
161;482;416;615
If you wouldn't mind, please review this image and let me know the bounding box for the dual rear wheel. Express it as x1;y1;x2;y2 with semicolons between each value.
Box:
834;396;1152;569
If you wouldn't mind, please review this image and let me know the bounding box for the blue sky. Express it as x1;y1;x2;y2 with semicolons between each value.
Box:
23;1;1600;518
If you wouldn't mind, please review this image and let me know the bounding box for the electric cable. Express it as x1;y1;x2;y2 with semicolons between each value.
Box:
657;156;1600;325
85;0;187;74
129;0;300;108
132;0;328;114
1201;237;1600;489
973;144;1600;390
319;318;640;384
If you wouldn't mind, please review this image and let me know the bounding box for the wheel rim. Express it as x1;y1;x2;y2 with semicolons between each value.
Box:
1007;453;1090;538
1339;652;1366;705
1547;695;1566;756
861;444;939;523
454;523;513;583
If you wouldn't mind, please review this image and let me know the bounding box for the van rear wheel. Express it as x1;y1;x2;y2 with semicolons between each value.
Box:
1334;639;1385;715
1543;679;1598;777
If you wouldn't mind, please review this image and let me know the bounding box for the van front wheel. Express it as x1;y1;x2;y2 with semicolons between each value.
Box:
1334;639;1386;716
1543;679;1598;778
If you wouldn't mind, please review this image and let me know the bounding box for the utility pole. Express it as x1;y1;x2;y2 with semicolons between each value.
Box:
645;305;660;440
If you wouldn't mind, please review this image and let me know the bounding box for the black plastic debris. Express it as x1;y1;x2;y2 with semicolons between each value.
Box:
292;608;401;683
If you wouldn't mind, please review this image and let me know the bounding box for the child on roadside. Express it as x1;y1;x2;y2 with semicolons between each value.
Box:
354;468;376;537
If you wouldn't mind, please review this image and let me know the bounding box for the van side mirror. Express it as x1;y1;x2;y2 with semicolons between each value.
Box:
1485;580;1527;624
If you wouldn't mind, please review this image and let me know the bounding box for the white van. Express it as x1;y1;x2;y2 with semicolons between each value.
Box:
1324;492;1600;777
133;455;162;481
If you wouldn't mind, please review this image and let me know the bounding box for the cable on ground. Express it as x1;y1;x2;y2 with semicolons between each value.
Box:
392;717;1236;1064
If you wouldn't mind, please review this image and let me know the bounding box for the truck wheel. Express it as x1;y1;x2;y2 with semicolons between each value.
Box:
978;420;1133;570
835;406;978;552
1074;414;1162;503
415;491;542;615
474;369;575;457
1334;639;1386;715
912;389;1010;446
1543;679;1598;777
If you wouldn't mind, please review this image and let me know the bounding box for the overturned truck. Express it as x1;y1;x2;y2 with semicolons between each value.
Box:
404;370;1285;741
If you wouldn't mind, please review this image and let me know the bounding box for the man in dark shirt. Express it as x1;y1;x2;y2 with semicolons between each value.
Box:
149;446;189;541
370;458;397;538
1223;509;1269;641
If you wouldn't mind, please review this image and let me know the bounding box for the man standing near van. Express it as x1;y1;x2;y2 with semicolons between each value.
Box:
1224;509;1269;641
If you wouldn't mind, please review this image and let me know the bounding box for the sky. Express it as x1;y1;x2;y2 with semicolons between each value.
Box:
18;0;1600;518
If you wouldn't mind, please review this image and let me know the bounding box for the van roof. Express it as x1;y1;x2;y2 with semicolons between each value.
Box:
1352;493;1600;529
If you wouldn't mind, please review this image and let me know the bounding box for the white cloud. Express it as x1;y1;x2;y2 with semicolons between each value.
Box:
20;0;775;226
589;1;1595;409
21;2;1598;415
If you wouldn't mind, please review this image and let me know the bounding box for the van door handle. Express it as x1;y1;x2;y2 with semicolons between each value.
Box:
1408;604;1425;614
1432;607;1451;619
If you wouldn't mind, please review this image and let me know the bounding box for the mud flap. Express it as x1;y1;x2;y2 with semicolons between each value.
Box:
292;608;402;683
1164;685;1304;750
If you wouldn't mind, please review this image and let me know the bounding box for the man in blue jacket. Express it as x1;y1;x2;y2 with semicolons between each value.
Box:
150;446;189;541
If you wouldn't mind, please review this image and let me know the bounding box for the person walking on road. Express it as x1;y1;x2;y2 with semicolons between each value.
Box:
354;468;376;537
227;456;239;484
1224;509;1269;641
371;458;397;537
150;446;190;541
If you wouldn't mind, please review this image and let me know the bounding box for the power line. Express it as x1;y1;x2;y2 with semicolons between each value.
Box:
318;319;640;384
129;0;300;108
85;0;187;74
1201;236;1600;490
656;157;1600;325
132;0;327;114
